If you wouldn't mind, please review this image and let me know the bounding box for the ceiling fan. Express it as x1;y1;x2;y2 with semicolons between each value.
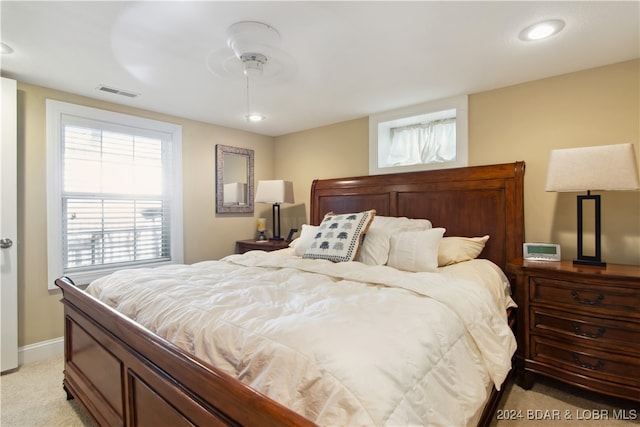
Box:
207;21;296;122
207;21;296;84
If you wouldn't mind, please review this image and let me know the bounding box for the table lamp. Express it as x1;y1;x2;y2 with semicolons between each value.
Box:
545;143;639;266
255;180;294;240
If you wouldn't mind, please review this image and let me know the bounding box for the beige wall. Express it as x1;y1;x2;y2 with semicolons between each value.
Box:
274;117;370;234
16;83;274;346
13;59;640;348
274;59;640;265
470;59;639;265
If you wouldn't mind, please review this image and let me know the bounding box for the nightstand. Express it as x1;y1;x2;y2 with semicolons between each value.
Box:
236;239;290;254
507;259;640;402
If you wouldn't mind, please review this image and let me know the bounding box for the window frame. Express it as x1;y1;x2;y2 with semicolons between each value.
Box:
46;100;183;289
369;95;468;175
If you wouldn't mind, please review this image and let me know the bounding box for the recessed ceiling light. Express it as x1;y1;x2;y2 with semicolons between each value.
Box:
1;42;14;54
519;19;565;42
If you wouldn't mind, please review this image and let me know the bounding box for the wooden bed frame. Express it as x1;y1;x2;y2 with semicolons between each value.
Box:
56;161;525;427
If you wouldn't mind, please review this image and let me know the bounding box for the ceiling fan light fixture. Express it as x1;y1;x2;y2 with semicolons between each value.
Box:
226;22;280;125
245;113;266;122
244;72;265;123
241;53;267;77
519;19;565;41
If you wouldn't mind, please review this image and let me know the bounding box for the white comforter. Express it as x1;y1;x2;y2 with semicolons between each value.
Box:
87;250;516;427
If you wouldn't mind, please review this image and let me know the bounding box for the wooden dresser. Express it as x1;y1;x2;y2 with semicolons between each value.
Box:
508;259;640;402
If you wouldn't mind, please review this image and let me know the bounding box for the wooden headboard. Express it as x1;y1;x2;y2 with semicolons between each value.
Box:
310;162;525;270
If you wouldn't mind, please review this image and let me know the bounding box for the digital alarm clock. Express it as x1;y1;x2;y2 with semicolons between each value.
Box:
523;243;561;261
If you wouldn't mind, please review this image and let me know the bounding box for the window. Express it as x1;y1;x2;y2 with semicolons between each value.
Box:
46;100;183;288
369;95;468;175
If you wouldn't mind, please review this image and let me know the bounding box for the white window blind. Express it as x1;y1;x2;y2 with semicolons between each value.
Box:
63;124;170;269
47;100;183;288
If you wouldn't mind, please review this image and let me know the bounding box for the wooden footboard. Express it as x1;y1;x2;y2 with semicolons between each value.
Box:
57;276;315;427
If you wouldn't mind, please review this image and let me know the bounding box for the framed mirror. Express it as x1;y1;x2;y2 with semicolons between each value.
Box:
216;144;254;214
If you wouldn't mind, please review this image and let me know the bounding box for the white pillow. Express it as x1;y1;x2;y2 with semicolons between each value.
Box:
358;216;432;265
293;224;320;256
387;228;446;272
303;210;376;262
358;228;392;265
369;216;432;231
437;235;490;266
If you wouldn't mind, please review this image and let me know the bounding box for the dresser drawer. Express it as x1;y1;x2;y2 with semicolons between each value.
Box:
530;307;640;353
512;260;640;401
531;337;640;388
529;277;640;316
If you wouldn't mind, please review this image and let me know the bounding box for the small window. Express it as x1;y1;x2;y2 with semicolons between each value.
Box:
369;95;468;175
46;100;183;288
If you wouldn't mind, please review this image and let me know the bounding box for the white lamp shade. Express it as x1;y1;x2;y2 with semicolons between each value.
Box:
255;180;295;204
223;182;246;204
545;143;640;192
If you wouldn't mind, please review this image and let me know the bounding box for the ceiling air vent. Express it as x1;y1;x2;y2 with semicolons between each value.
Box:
96;85;139;98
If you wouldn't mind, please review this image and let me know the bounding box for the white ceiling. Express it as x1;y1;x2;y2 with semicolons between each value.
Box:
1;1;638;137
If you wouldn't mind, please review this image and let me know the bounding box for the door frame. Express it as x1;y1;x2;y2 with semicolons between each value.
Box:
1;77;18;372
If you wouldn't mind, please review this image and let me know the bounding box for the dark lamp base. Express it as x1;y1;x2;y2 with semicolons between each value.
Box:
269;237;284;241
574;192;606;269
573;258;606;268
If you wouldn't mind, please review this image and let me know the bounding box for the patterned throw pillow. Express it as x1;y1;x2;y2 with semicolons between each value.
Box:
303;210;376;262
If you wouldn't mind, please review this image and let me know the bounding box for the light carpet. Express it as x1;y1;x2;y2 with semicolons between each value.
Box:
1;355;637;426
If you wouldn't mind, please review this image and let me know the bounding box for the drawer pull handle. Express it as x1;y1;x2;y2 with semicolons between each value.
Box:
572;353;605;371
571;290;604;306
571;322;606;338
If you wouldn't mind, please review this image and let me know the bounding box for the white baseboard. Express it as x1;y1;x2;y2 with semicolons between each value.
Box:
19;337;64;365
